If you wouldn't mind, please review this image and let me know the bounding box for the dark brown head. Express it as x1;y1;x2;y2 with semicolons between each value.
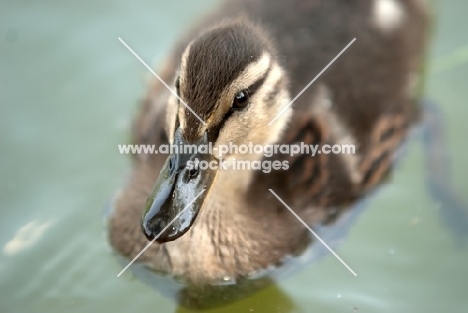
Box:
141;19;292;242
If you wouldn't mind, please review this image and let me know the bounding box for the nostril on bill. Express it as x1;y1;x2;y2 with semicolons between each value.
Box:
189;167;199;179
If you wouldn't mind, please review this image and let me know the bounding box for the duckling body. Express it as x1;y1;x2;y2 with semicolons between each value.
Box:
108;0;428;307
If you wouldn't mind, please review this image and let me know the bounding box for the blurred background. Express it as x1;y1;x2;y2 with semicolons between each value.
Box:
1;0;468;312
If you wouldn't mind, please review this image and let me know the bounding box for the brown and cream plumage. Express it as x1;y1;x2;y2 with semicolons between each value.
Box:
108;0;428;308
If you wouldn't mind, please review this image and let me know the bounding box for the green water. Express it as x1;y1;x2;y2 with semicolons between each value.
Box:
1;0;468;312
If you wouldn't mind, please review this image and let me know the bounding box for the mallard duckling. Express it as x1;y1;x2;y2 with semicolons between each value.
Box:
108;0;428;307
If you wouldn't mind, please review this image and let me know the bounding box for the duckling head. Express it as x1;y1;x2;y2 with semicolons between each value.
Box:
141;19;292;243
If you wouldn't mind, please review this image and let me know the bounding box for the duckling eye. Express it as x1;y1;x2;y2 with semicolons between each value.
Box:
233;89;249;109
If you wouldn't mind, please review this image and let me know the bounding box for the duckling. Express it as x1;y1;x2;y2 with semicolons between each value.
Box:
108;0;428;307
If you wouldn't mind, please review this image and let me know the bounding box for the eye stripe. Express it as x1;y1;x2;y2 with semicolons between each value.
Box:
247;64;271;97
208;66;272;142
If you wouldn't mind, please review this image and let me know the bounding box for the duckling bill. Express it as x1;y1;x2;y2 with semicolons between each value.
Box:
141;128;218;242
108;0;429;307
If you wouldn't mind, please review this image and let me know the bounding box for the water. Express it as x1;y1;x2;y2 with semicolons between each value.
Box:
1;0;468;312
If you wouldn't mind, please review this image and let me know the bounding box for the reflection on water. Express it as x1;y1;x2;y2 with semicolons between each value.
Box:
175;284;295;313
2;0;468;312
3;220;54;256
